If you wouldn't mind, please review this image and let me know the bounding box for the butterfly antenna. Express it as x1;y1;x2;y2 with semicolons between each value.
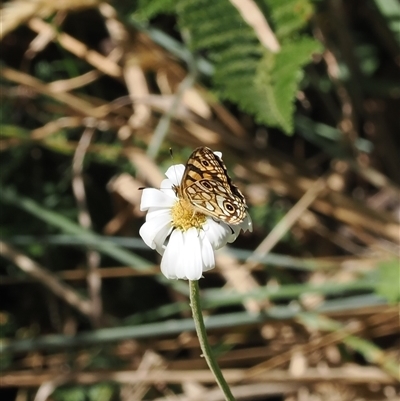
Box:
169;147;180;195
140;149;176;192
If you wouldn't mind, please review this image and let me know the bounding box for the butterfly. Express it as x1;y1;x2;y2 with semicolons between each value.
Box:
173;147;248;225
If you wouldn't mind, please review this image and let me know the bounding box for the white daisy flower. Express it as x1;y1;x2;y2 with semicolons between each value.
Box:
139;157;252;281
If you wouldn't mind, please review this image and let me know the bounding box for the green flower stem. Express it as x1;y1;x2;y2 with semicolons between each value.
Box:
189;280;236;401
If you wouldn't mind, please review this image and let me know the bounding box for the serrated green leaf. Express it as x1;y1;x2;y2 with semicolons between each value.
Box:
261;0;315;41
256;38;322;133
177;0;322;133
135;0;176;21
135;0;322;134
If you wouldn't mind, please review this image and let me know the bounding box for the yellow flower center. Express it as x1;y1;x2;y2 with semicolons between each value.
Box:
171;198;207;231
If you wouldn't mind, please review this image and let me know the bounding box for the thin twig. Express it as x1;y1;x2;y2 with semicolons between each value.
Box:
2;366;395;387
230;0;280;52
147;52;197;159
246;177;327;267
1;67;106;118
0;241;93;317
28;18;122;78
72;127;103;328
33;374;71;401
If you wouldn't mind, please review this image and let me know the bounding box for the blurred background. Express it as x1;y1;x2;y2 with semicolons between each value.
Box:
1;0;399;400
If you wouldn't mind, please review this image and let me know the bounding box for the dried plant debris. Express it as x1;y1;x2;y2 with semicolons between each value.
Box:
1;1;399;400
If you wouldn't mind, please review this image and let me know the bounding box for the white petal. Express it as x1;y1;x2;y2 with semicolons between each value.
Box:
160;229;184;279
153;225;173;255
165;164;185;186
140;188;175;211
200;235;215;272
182;228;203;280
158;178;179;200
139;213;172;254
160;228;204;280
145;207;171;221
160;178;173;190
139;222;157;250
203;218;232;249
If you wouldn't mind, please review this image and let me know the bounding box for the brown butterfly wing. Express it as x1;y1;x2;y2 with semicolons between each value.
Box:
179;147;247;224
